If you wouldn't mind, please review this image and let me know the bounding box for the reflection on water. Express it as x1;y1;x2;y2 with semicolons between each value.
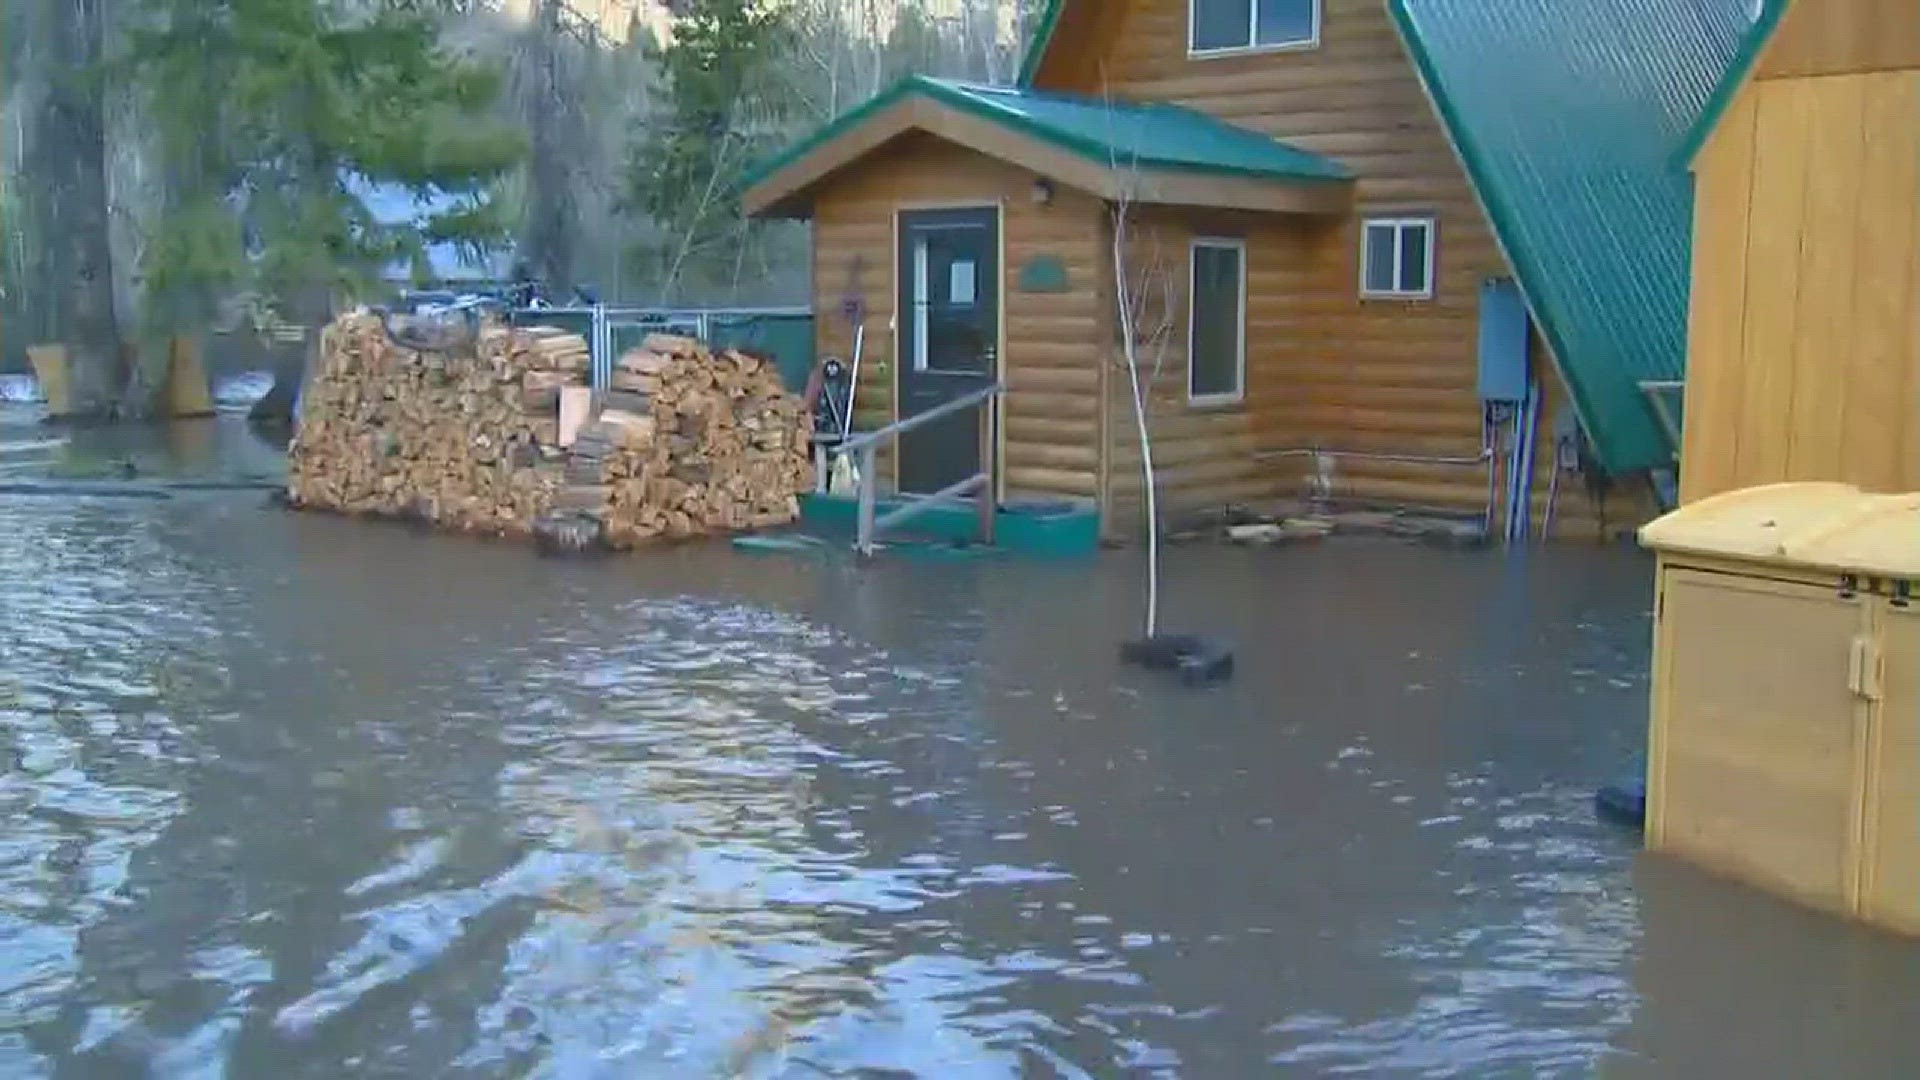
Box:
0;371;272;412
0;412;286;483
0;495;1917;1077
212;372;275;410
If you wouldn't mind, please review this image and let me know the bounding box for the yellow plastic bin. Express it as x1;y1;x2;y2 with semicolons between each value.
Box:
1640;483;1920;933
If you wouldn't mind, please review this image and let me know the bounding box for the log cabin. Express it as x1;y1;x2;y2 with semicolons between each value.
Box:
744;0;1762;542
1678;0;1920;505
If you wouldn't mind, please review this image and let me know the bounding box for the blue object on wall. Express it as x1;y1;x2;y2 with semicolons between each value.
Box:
1018;255;1071;293
1477;277;1531;404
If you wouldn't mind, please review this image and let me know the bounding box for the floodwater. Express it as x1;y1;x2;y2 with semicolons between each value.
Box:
4;423;1920;1077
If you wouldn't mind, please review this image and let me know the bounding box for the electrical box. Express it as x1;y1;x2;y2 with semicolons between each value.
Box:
1476;278;1531;404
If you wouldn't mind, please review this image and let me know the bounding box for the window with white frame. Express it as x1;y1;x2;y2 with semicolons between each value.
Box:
1191;0;1320;54
1360;216;1436;299
1188;239;1246;404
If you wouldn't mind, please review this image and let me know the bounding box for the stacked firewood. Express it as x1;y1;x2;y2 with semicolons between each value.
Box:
286;315;811;548
287;313;583;533
558;334;813;549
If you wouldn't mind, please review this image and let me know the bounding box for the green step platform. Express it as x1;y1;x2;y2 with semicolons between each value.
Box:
733;492;1101;560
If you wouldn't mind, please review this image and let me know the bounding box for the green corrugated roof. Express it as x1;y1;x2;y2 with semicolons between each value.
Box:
1390;0;1756;474
1017;0;1067;86
741;75;1352;199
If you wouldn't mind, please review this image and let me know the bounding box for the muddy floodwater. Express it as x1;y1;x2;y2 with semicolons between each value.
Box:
4;430;1920;1076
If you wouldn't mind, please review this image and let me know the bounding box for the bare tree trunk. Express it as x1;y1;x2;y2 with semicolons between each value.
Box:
521;0;576;299
250;281;329;425
41;0;125;419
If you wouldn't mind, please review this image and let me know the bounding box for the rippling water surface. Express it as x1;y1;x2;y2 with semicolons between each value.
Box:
3;489;1920;1077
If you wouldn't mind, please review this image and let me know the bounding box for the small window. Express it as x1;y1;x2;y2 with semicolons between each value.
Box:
1360;217;1436;299
1191;0;1319;54
1188;239;1246;404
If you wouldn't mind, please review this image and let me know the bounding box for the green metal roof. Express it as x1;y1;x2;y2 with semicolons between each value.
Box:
1017;0;1068;86
1390;0;1756;474
741;75;1351;198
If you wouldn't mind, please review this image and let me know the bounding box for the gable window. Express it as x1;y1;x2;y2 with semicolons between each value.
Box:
1192;0;1320;54
1360;216;1436;299
1188;239;1246;404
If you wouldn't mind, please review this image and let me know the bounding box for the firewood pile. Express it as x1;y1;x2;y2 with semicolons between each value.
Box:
555;334;813;549
286;313;811;550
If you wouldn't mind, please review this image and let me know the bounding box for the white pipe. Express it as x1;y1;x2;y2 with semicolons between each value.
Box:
1482;407;1502;539
1508;382;1541;544
842;323;865;442
1503;401;1521;544
1256;447;1491;467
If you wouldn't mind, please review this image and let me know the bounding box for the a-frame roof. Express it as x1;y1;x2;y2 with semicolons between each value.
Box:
1389;0;1757;473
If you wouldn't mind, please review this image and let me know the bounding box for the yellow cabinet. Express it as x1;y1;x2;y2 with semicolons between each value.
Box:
1642;483;1920;933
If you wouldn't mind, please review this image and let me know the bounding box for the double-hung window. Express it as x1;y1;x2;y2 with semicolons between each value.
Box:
1188;239;1246;405
1191;0;1320;54
1360;216;1436;300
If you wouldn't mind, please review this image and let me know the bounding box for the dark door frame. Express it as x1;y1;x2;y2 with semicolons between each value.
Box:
892;202;1003;498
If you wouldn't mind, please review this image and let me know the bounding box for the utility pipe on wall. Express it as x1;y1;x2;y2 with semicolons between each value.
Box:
1256;431;1501;529
1503;380;1541;545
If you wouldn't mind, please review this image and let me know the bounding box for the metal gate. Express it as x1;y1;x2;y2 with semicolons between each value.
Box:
506;306;813;393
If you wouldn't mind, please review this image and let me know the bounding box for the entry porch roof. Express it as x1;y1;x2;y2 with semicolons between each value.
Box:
742;76;1353;220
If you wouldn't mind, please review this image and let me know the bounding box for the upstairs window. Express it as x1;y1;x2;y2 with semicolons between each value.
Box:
1191;0;1320;54
1360;216;1436;300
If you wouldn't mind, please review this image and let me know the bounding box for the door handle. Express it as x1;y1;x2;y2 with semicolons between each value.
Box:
1849;635;1884;701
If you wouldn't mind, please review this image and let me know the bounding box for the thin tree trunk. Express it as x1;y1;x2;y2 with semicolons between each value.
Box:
41;0;125;418
250;281;328;425
522;0;575;298
1112;205;1159;639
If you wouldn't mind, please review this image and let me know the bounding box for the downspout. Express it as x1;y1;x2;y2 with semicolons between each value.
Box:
1505;380;1541;544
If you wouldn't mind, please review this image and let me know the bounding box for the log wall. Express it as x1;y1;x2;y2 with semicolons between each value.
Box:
810;134;1111;505
1032;0;1641;537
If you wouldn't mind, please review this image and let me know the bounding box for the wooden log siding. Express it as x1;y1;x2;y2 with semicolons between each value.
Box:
809;134;1109;502
1042;0;1639;536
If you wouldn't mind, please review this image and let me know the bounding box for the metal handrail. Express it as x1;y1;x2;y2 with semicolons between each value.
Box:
838;382;1004;456
837;382;1004;558
1640;380;1685;463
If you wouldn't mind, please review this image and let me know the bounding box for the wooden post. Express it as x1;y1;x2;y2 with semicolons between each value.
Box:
856;444;878;557
977;397;997;546
26;345;73;418
161;335;216;417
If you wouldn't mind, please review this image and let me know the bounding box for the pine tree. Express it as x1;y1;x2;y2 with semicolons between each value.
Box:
622;0;795;301
129;0;524;409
